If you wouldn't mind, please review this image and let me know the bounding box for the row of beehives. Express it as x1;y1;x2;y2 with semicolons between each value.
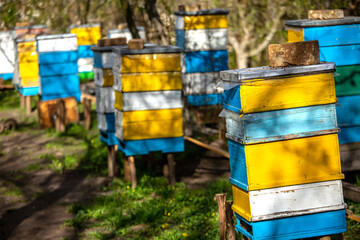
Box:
0;24;146;87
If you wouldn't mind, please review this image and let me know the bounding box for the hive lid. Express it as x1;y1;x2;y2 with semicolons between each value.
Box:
36;33;77;40
285;16;360;27
220;62;336;82
14;25;47;30
92;42;157;52
174;9;229;16
112;44;181;55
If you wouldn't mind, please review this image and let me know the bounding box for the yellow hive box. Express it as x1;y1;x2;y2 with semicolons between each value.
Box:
102;69;114;86
238;73;336;113
229;133;344;191
118;72;182;92
70;26;101;45
18;51;38;63
120;54;181;73
21;77;40;88
288;28;304;42
117;108;183;140
17;41;37;53
184;15;228;30
19;62;39;79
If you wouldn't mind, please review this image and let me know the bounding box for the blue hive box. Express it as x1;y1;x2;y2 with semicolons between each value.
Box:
40;74;81;101
184;50;228;73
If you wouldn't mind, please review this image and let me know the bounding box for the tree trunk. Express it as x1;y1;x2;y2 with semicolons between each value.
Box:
144;0;169;45
119;0;140;38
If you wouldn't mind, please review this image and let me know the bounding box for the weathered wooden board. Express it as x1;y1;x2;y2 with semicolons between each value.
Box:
93;51;115;68
40;74;81;102
114;108;183;140
69;24;101;46
37;97;79;128
113;72;182;92
95;87;115;113
114;90;182;111
184;50;228;73
39;62;78;77
234;210;346;240
176;29;227;51
16;40;37;53
94;68;114;87
340;142;360;171
78;45;94;58
19;62;39;79
36;34;78;52
38;51;78;64
268;40;320;67
223;104;338;144
15;25;47;38
0;31;15;75
342;181;360;202
128;39;144;50
338;125;360;144
78;57;94;73
18;52;38;63
222;73;336;114
117;137;184;156
183;72;221;95
97;112;115;132
174;13;228;30
186;93;224;106
20;77;39;88
336;95;360;127
228;133;343;191
232;180;345;222
335;65;360;96
99;130;118;146
287;24;360;47
116;53;181;73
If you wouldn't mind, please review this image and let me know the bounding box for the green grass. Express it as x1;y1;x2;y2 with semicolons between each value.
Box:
65;176;233;240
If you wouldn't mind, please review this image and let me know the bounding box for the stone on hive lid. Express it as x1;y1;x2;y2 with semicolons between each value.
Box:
128;39;144;50
308;9;344;20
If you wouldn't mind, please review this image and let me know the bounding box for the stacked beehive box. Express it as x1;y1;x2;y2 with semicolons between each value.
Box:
36;34;80;128
112;45;184;156
13;38;40;96
174;9;229;106
285;16;360;145
70;24;101;81
220;58;347;238
91;38;126;146
108;27;146;42
0;30;15;81
36;34;81;102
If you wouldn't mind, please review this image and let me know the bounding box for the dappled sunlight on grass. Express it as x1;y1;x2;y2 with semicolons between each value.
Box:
65;176;232;240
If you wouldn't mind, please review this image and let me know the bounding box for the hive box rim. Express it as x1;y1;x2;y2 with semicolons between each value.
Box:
174;8;229;16
285;16;360;28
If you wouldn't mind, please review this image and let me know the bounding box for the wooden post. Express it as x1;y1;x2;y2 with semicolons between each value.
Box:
107;145;118;177
225;201;236;240
124;156;131;182
128;156;137;188
83;98;92;130
20;95;25;108
25;96;31;114
166;153;176;186
55;99;66;132
215;193;227;240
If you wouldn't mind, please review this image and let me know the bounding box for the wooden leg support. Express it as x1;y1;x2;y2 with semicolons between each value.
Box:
83;98;91;130
55;99;66;132
128;156;137;188
166;153;176;186
107;145;118;177
20;95;25;108
215;193;227;240
124;156;131;182
25;96;31;115
225;201;236;240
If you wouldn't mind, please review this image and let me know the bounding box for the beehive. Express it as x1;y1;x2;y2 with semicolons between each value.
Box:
285;17;360;144
0;31;15;81
220;59;346;238
36;34;80;101
112;45;184;156
70;24;101;81
174;9;229;106
13;38;40;96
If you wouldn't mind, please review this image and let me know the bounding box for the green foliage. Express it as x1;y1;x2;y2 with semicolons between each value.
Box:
65;176;232;239
0;90;20;111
